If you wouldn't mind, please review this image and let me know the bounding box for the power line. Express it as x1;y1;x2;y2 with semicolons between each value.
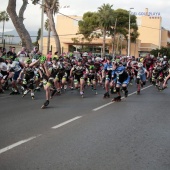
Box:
30;0;80;22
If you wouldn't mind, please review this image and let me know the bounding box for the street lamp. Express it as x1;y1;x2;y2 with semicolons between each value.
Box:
40;0;45;53
128;8;134;56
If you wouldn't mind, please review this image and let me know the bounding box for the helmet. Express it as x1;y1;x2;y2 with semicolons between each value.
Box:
127;56;132;60
40;55;46;63
14;58;19;62
78;58;82;62
139;57;144;63
25;58;32;64
89;65;95;70
150;55;154;58
138;62;143;67
163;56;167;59
2;56;6;60
82;52;88;57
95;57;101;62
159;58;163;62
52;55;59;60
87;56;92;60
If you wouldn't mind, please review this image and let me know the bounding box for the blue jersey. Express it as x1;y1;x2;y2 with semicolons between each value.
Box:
112;66;128;83
103;63;112;72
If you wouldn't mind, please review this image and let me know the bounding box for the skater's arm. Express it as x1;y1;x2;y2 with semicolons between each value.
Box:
43;62;51;77
29;58;40;67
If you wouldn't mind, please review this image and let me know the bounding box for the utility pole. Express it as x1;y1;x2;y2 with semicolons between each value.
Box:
40;0;45;53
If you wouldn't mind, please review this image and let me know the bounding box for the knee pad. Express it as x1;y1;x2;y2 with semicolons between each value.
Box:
116;87;120;92
122;86;127;91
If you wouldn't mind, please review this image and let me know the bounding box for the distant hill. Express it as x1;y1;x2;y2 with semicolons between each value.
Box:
0;30;47;44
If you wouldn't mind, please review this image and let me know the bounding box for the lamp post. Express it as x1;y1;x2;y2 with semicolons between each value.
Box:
40;0;45;53
128;8;134;56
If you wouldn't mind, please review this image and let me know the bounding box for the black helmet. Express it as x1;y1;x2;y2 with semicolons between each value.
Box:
78;58;82;62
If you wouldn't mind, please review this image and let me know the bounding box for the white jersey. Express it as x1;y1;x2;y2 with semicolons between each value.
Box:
0;62;7;72
17;51;27;58
17;51;28;63
7;61;21;72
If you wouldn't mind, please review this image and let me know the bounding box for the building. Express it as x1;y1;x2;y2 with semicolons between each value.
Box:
42;8;170;57
136;8;170;56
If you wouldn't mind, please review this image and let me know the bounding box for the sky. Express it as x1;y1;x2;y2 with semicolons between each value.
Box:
0;0;170;33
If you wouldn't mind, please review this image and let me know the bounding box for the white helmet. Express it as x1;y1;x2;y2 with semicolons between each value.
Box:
163;56;167;59
82;52;88;57
95;57;101;62
138;62;143;67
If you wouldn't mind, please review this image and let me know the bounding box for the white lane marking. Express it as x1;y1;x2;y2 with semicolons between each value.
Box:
0;134;41;155
51;116;82;129
93;84;153;111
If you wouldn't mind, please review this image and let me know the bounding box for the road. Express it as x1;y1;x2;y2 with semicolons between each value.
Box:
0;82;170;170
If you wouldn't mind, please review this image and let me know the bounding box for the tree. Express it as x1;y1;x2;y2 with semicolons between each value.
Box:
78;6;139;56
44;19;51;53
114;9;139;54
0;11;10;44
7;0;33;51
78;12;99;39
32;0;61;55
33;28;41;46
150;47;170;58
97;3;115;57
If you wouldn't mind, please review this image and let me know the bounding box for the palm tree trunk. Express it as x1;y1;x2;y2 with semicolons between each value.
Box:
47;25;51;53
47;10;61;55
2;20;5;44
102;28;106;58
7;0;33;51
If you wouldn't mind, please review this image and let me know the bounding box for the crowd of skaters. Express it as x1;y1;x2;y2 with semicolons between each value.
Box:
0;45;170;108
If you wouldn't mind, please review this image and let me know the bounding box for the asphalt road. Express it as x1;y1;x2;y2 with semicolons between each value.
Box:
0;82;170;170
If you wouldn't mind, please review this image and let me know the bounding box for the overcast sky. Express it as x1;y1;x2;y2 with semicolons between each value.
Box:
0;0;170;33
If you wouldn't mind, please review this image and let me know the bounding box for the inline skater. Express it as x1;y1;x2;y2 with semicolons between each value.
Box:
135;62;149;94
111;59;130;102
102;56;113;98
70;58;87;97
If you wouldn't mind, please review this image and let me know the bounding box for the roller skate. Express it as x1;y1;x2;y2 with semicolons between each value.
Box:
34;87;41;92
93;89;97;95
41;100;49;109
111;96;121;102
137;90;140;95
22;89;30;97
56;89;61;96
125;90;128;97
80;91;84;98
20;86;25;94
64;85;67;91
31;92;35;100
10;89;20;95
0;89;4;93
157;86;162;91
103;92;110;98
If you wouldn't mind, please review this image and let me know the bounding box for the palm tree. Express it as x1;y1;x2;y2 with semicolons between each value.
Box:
32;0;61;55
0;11;9;43
7;0;33;51
44;19;51;53
98;4;115;58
